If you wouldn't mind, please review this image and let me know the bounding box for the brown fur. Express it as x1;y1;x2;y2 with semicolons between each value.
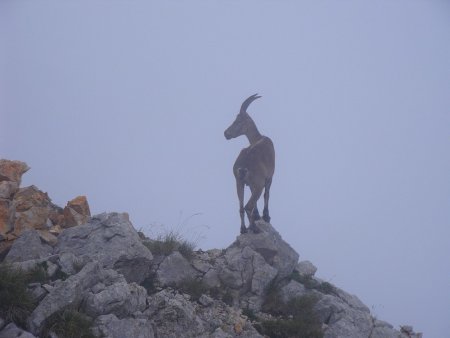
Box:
224;94;275;234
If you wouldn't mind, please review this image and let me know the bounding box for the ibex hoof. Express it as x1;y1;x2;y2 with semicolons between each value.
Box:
263;215;271;222
240;226;248;234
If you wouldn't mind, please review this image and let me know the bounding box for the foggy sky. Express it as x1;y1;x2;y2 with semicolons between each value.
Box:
1;1;450;337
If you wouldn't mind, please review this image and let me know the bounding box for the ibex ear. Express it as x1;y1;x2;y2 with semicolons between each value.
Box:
240;93;262;114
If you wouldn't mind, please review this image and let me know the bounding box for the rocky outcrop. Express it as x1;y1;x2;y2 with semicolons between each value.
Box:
55;212;153;283
0;159;422;338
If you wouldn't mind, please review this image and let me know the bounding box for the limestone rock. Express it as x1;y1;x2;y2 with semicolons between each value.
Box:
0;159;29;185
55;212;153;283
4;229;52;263
84;281;147;318
314;293;374;338
296;260;317;277
146;289;262;338
370;319;403;338
0;199;13;235
63;195;91;228
0;323;36;338
279;279;308;303
12;186;62;236
93;314;154;338
0;181;19;199
157;251;198;286
229;220;299;280
28;262;104;334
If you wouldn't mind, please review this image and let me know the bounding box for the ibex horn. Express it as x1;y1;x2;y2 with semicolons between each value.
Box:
240;94;261;114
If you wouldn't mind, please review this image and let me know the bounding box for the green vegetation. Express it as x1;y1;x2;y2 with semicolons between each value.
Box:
143;230;196;260
258;280;324;338
0;264;37;327
291;270;336;295
177;277;208;301
41;309;95;338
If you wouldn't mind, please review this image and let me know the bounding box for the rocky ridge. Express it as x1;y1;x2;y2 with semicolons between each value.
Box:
0;159;422;338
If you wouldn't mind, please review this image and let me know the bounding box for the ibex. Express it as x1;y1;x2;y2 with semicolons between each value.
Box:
224;94;275;234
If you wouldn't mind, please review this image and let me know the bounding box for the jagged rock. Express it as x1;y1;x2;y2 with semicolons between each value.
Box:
55;212;153;283
229;220;299;280
314;292;374;338
62;195;91;228
216;244;277;310
4;229;52;263
0;323;36;338
28;262;105;334
93;314;154;338
57;252;87;275
145;289;262;338
296;260;317;277
12;186;62;236
0;159;29;184
84;281;147;318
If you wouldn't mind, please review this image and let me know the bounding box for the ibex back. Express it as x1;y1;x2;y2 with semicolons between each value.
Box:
224;94;275;234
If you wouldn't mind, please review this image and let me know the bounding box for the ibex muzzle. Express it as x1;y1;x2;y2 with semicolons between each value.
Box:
224;94;275;234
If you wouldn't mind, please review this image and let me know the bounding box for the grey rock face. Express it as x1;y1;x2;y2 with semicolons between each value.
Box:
28;262;104;334
229;220;299;280
146;289;262;338
4;229;52;263
55;212;153;283
0;323;36;338
93;314;154;338
314;293;374;338
84;281;147;318
156;251;197;286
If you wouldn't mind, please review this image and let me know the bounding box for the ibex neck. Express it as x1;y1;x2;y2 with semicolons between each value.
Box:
245;124;263;145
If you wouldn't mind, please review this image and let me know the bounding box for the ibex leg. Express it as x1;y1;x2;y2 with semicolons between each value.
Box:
236;180;247;234
245;185;264;231
263;177;272;222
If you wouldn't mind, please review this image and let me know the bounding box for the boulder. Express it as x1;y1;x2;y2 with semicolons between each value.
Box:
4;229;52;263
28;262;105;334
314;293;373;338
62;195;91;228
0;159;29;185
12;186;62;236
93;314;155;338
296;260;317;278
229;220;299;280
84;281;147;318
156;251;198;286
55;212;153;283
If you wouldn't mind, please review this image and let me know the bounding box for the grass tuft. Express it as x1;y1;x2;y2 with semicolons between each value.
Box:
143;230;196;260
0;264;37;327
41;309;95;338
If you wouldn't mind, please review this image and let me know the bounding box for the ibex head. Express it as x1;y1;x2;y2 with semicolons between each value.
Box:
224;94;261;140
